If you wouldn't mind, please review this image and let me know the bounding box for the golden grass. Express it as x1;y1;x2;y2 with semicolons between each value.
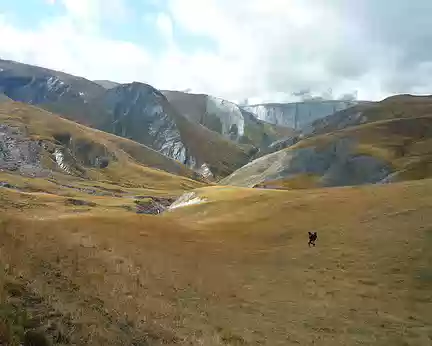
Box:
1;179;432;345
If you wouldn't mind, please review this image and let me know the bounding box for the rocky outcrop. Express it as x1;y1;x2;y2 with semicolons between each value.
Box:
0;124;49;177
0;124;116;178
134;196;176;215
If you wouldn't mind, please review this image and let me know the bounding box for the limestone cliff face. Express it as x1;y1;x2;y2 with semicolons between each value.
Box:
162;90;293;150
102;83;188;164
243;100;356;130
162;91;245;141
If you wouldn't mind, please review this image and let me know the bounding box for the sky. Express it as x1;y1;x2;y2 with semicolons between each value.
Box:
1;0;432;104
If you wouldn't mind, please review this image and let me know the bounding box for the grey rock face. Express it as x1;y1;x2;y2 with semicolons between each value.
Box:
243;101;356;130
320;154;391;187
0;122;117;178
101;83;215;176
205;96;245;141
0;124;49;177
162;91;246;141
102;83;189;164
0;75;69;104
134;196;176;215
0;59;104;105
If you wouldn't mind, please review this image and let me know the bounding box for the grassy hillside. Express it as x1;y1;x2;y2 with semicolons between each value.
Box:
310;95;432;136
298;115;432;180
0;100;205;190
222;114;432;188
0;179;431;345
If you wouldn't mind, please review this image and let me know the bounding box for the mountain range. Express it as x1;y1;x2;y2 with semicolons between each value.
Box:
1;58;432;189
0;59;256;178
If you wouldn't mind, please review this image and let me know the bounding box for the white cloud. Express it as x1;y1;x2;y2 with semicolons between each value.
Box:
0;15;151;82
2;0;432;102
155;12;174;42
165;0;432;101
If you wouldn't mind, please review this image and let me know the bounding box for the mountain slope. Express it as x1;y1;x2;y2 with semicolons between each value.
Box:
98;83;253;178
221;111;432;188
0;100;205;190
308;95;432;136
163;90;294;149
0;59;110;127
0;60;252;178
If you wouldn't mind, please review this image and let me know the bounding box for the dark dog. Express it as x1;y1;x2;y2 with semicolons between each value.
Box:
308;232;317;247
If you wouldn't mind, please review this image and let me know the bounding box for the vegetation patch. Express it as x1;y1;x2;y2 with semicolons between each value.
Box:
0;273;70;346
64;198;97;207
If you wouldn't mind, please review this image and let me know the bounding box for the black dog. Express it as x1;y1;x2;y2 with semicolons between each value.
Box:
308;232;317;247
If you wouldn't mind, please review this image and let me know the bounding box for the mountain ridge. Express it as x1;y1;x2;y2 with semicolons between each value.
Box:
0;59;255;178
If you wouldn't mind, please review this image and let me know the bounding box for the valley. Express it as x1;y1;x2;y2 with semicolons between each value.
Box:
0;59;431;345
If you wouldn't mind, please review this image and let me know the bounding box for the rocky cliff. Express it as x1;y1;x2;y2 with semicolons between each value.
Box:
243;100;357;130
163;90;294;149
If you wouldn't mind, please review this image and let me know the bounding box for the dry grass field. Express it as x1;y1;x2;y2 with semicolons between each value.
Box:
1;178;431;345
